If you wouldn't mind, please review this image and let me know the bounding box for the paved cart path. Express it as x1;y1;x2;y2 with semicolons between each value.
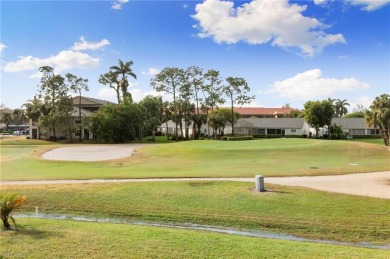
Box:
1;172;389;199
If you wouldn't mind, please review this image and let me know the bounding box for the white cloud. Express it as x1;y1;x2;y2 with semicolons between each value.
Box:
142;67;160;76
29;71;43;79
112;0;129;10
349;96;372;109
71;36;110;51
98;88;170;103
313;0;327;5
3;50;99;73
97;87;117;98
0;43;6;53
129;88;171;103
347;0;390;11
192;0;345;56
266;69;370;100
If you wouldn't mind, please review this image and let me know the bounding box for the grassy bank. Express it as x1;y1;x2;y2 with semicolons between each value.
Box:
1;138;389;180
1;218;388;258
3;181;389;243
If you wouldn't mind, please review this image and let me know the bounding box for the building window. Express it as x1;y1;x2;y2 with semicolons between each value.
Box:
75;119;81;124
267;129;282;135
255;129;265;135
368;129;380;135
291;129;296;133
349;129;365;135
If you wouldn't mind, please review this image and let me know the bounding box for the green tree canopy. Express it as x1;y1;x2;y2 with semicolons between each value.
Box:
304;100;335;138
224;77;254;136
38;66;73;139
365;94;390;146
151;67;186;141
139;95;164;141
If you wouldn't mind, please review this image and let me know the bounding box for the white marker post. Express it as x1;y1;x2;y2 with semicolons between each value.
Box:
255;175;265;192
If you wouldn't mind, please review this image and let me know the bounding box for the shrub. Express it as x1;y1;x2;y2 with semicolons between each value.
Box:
0;193;27;230
284;135;307;138
227;136;254;141
349;135;381;139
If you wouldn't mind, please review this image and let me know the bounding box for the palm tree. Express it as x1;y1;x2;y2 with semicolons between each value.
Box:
110;60;137;102
327;97;337;117
335;99;350;117
24;97;44;139
365;94;390;146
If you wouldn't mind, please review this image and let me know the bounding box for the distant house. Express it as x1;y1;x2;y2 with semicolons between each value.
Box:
233;118;310;136
29;96;113;140
159;113;379;139
327;118;380;137
158;107;304;138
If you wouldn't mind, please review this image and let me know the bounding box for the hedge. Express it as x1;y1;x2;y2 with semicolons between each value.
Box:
226;136;254;141
349;134;381;139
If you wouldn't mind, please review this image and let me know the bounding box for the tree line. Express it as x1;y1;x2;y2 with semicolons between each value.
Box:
0;59;388;146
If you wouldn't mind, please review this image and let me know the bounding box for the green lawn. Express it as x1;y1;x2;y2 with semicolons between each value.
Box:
3;181;389;244
1;218;388;258
1;138;389;180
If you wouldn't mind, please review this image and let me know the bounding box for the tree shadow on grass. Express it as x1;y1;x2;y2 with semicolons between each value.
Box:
1;225;64;240
247;188;293;195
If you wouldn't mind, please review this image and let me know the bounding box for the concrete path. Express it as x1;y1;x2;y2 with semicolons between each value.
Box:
1;172;389;199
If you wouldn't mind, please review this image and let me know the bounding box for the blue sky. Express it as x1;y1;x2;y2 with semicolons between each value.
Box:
1;0;389;110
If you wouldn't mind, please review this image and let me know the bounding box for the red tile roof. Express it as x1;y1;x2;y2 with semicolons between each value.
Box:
231;107;295;115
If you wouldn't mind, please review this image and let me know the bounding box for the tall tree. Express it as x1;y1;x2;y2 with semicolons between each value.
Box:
66;73;89;142
12;109;25;133
335;99;350;117
162;101;173;140
304;100;335;138
24;97;45;139
140;95;164;141
0;105;13;131
185;66;204;139
99;71;121;103
38;66;71;140
151;67;186;141
223;77;254;136
203;69;225;111
110;59;137;103
365;94;390;146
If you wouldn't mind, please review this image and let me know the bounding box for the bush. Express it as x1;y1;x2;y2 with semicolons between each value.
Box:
170;135;184;141
155;131;162;136
227;136;254;141
284;135;307;138
253;134;282;139
0;193;27;230
349;135;381;139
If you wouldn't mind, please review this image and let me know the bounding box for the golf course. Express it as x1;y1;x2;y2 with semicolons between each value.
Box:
1;137;389;258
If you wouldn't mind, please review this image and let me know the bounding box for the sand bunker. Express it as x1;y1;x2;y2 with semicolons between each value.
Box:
41;145;137;161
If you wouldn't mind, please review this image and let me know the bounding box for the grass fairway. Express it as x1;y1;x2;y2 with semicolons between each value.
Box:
1;218;388;259
3;181;389;244
1;138;389;180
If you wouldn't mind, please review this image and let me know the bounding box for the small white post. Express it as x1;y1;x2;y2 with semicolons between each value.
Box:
36;207;38;216
255;175;265;192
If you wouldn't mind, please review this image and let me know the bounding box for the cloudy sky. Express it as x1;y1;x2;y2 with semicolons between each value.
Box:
1;0;389;110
